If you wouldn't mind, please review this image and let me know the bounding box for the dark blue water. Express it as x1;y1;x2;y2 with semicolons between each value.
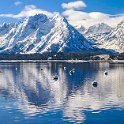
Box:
0;62;124;124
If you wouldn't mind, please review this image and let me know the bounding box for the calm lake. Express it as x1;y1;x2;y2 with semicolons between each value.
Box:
0;62;124;124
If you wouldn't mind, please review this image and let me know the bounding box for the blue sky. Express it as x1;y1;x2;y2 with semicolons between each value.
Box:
0;0;124;27
0;0;124;14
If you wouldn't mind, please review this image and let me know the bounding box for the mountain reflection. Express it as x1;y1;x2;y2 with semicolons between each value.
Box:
0;62;124;123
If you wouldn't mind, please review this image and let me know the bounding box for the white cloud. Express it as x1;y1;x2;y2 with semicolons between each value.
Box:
0;5;53;19
61;1;86;10
62;1;124;28
14;1;22;6
0;1;123;28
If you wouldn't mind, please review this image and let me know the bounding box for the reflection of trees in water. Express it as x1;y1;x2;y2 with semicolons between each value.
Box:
0;62;124;123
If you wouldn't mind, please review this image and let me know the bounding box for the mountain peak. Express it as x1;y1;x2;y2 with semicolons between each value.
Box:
0;23;15;36
75;25;85;34
23;14;49;28
93;20;124;53
117;20;124;29
28;14;48;22
52;13;68;25
119;20;124;24
0;14;101;54
85;23;112;36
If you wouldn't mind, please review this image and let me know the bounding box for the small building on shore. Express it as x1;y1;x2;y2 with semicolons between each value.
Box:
91;54;110;60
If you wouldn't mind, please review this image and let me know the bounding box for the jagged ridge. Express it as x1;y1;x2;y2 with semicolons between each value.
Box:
0;14;101;54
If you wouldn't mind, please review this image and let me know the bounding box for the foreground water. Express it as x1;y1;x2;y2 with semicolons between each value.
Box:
0;62;124;124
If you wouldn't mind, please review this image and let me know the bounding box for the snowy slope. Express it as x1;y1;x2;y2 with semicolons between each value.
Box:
85;23;112;37
0;14;54;53
30;14;98;53
0;23;14;36
0;14;100;54
82;23;112;45
0;23;15;50
75;23;113;48
75;25;85;34
99;21;124;53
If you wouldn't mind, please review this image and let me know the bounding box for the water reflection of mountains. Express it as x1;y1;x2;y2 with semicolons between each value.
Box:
0;62;124;122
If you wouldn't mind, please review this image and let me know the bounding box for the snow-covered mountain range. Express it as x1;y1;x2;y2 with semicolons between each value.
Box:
76;21;124;53
80;23;112;48
0;13;123;54
85;23;112;37
0;14;101;54
97;21;124;53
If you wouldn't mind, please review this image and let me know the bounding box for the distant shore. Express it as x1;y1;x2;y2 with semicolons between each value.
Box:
0;59;123;64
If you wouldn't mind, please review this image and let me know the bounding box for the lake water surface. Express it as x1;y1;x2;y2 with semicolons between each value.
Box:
0;62;124;124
